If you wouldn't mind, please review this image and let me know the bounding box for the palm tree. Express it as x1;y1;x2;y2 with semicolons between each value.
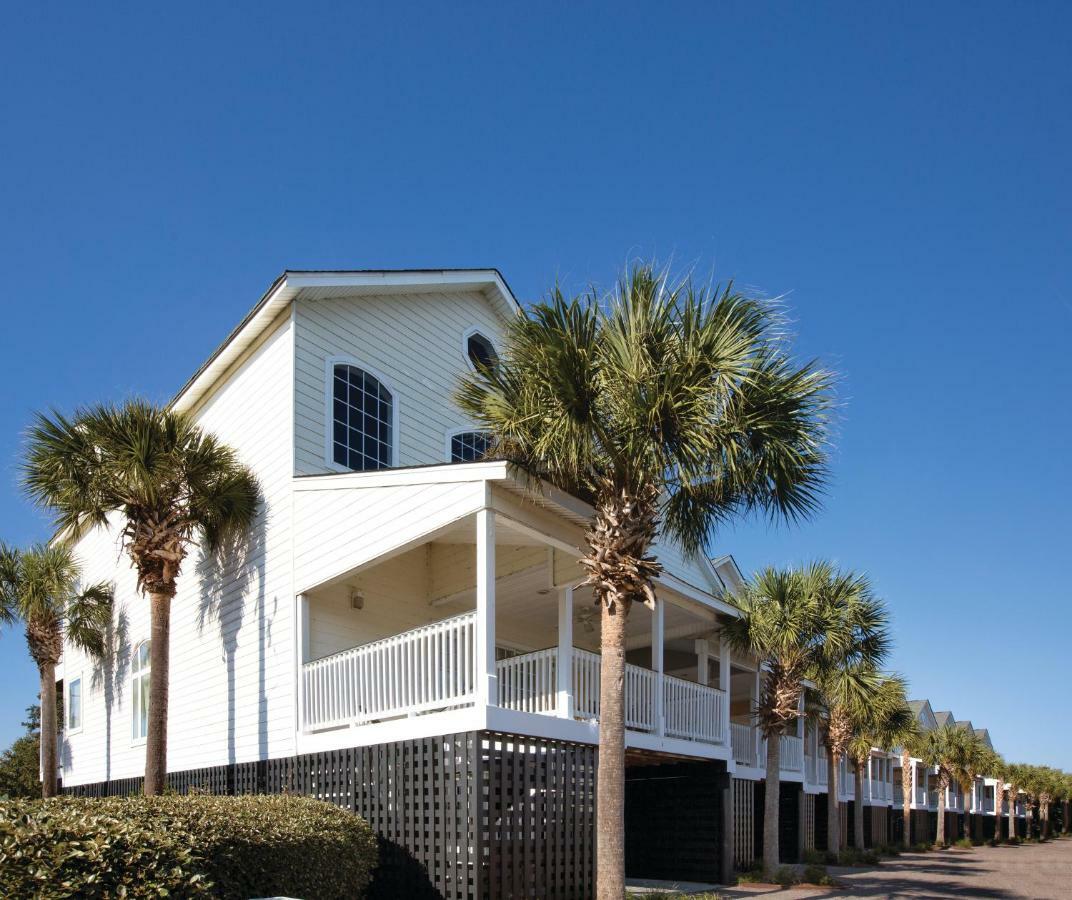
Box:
949;730;989;842
917;724;969;846
816;655;892;855
23;400;259;795
1004;761;1024;842
723;562;886;874
883;705;923;848
988;755;1009;844
0;543;112;797
457;266;833;897
846;675;913;851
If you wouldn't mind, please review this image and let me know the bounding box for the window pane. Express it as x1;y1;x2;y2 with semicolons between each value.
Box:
450;431;493;463
68;679;81;729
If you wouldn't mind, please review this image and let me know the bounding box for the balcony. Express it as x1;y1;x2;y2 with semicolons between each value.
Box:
301;611;729;748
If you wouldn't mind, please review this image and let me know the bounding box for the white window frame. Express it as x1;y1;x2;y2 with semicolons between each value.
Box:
323;356;400;473
65;672;83;735
461;327;498;373
131;640;150;746
444;426;494;463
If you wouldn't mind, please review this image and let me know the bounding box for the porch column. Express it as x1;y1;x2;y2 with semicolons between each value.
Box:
556;585;574;718
753;668;762;762
652;597;665;735
867;756;873;802
718;637;730;743
695;638;709;686
476;508;496;708
295;592;309;732
911;760;917;806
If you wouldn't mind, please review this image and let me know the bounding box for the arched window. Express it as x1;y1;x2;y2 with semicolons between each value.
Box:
331;363;394;471
132;641;150;743
465;331;498;371
449;430;494;463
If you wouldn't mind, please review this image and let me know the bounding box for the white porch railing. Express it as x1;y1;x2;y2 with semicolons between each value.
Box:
664;674;725;743
303;628;728;747
915;786;927;806
758;734;804;772
301;611;476;730
496;648;557;714
731;722;757;766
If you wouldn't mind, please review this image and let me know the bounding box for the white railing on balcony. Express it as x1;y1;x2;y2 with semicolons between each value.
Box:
816;755;828;786
568;648;658;730
732;722;757;766
305;631;728;747
664;675;725;743
915;787;927;806
758;734;804;772
496;648;557;713
301;611;476;731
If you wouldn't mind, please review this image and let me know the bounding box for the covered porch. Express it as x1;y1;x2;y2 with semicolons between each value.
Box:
292;465;736;759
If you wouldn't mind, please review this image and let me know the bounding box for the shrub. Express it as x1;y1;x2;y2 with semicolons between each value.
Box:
802;847;826;865
955;837;974;849
837;847;879;866
772;866;798;886
802;863;838;886
0;793;378;899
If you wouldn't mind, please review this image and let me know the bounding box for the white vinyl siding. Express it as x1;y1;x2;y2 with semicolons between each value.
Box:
58;315;296;786
293;291;507;475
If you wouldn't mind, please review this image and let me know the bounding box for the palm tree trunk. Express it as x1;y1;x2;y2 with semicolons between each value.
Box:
901;750;912;847
936;776;947;846
1064;799;1070;834
853;758;865;849
144;590;172;796
763;728;781;875
1008;789;1016;842
39;664;57;798
826;745;840;856
595;597;627;900
1042;801;1050;840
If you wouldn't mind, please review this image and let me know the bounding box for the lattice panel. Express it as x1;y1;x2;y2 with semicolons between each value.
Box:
870;805;887;846
732;777;755;869
802;793;816;850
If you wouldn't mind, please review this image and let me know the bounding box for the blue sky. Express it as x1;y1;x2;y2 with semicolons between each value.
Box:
1;3;1069;766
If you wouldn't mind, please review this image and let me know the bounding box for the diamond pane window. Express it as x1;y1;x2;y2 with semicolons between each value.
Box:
332;365;393;471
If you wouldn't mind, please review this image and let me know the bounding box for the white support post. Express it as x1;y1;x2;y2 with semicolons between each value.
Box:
867;756;874;802
295;593;309;733
797;690;805;738
695;638;709;686
718;637;730;743
652;598;665;735
911;760;918;807
557;585;574;718
753;668;762;761
476;508;496;708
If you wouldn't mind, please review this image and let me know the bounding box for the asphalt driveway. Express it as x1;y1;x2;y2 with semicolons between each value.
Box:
730;838;1072;899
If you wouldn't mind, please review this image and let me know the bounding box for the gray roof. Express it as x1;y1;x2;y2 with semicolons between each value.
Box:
934;710;955;727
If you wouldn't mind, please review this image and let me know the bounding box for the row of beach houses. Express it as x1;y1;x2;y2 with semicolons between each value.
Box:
54;269;1031;898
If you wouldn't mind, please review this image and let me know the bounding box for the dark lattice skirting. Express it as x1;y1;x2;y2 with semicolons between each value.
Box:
752;781;802;864
63;731;597;900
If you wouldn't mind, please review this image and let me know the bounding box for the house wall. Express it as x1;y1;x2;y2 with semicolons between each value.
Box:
59;315;296;786
293;290;508;476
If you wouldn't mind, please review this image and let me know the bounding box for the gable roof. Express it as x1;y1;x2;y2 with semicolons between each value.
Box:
955;719;974;735
172;268;521;415
710;555;746;595
933;710;955;728
974;728;994;750
908;699;938;730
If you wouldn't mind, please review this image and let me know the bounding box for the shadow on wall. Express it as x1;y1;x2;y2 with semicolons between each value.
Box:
90;603;130;783
196;504;271;769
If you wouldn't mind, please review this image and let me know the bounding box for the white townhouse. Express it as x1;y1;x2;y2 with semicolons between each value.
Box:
59;268;828;898
891;700;1019;844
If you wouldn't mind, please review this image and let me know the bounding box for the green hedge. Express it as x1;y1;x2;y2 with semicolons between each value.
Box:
0;793;379;899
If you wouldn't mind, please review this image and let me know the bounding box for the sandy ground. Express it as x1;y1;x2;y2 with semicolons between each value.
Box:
628;837;1072;899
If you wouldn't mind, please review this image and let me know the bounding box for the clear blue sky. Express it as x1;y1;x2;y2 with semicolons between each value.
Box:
1;3;1068;767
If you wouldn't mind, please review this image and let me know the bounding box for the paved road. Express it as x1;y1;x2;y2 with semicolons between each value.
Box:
725;838;1072;900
